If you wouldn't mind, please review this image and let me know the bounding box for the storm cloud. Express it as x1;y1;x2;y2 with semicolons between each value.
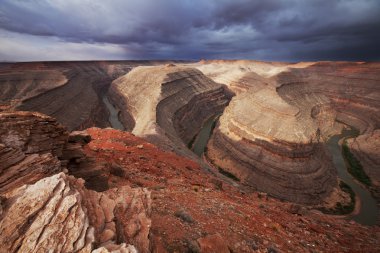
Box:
0;0;379;61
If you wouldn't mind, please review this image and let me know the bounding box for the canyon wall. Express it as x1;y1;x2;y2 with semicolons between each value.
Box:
348;130;380;186
0;61;180;131
202;61;379;204
109;65;231;157
206;87;337;204
276;62;380;134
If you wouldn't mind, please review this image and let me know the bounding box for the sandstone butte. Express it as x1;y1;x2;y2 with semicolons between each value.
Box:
0;60;379;252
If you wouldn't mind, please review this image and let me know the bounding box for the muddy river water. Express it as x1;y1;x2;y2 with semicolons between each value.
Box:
192;119;379;225
326;128;378;225
102;96;125;131
191;115;219;157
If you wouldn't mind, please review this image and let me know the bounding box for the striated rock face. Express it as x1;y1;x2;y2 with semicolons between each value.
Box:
348;130;380;186
109;65;231;156
0;111;67;193
0;62;139;130
0;69;67;102
192;60;313;94
0;111;67;155
0;61;187;131
347;130;380;221
0;172;141;253
207;87;337;204
0;173;95;253
200;61;380;205
14;63;118;130
0;111;150;253
276;62;380;135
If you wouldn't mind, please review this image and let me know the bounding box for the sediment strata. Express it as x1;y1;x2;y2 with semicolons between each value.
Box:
109;65;231;156
348;130;380;186
0;111;67;192
276;62;380;134
0;61;178;131
207;87;337;204
200;61;380;205
0;172;148;253
0;111;150;253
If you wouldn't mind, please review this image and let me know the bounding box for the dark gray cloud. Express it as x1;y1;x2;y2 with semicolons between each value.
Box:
0;0;379;61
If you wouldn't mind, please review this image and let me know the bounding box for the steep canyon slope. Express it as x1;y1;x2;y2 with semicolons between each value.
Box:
0;110;379;252
109;64;232;159
0;61;179;130
193;61;380;205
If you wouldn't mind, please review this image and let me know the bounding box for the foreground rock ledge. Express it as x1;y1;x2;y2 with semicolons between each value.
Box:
0;111;151;253
0;172;144;253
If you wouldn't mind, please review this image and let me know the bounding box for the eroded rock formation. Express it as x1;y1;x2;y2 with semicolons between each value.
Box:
0;111;151;253
0;61;178;130
201;61;380;205
0;111;67;192
0;111;379;252
206;87;338;204
348;130;380;186
109;65;231;156
0;172;146;253
276;62;380;134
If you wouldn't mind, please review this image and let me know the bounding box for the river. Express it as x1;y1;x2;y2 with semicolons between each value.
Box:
191;115;219;156
102;96;125;131
192;118;379;225
326;128;378;225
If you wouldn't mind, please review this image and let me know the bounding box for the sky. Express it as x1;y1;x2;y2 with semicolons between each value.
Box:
0;0;379;62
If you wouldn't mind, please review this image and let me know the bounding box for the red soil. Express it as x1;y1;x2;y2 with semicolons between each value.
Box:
82;128;380;253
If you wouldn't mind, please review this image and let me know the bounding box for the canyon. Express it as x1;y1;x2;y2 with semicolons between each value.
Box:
0;60;379;252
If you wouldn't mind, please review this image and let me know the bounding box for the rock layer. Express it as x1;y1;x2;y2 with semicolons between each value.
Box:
0;61;176;130
109;65;231;156
202;61;380;204
207;87;337;204
0;111;67;193
276;62;380;134
348;130;380;186
0;172;142;253
0;111;151;253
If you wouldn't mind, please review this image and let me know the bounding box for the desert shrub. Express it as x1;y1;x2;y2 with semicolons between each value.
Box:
342;141;371;186
218;167;240;182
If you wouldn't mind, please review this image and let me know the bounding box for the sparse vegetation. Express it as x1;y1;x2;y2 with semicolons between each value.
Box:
109;163;125;177
187;135;196;149
175;209;194;223
318;181;355;215
342;140;371;186
210;116;219;131
336;181;355;213
218;167;240;181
